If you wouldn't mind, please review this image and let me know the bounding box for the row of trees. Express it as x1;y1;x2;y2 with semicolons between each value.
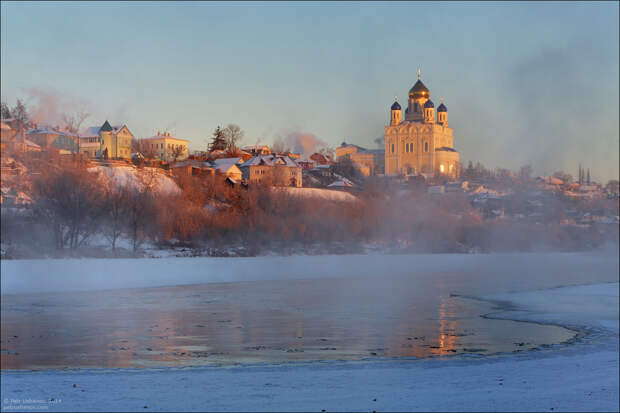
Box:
27;163;160;252
2;152;616;258
1;99;29;125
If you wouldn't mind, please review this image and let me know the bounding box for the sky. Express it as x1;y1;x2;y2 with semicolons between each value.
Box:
1;1;618;182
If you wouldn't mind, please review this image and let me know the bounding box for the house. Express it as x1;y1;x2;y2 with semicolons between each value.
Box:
170;160;214;177
1;120;17;143
210;157;243;181
239;154;302;187
99;121;133;160
310;152;333;165
335;142;382;176
297;160;315;170
2;123;41;153
327;178;355;191
241;145;271;156
26;126;79;153
138;132;189;163
79;126;103;158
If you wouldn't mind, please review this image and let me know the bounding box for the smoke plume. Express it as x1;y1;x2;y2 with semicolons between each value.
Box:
21;87;91;128
272;132;327;156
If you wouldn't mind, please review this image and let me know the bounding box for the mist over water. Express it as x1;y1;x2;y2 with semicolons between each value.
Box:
2;252;617;370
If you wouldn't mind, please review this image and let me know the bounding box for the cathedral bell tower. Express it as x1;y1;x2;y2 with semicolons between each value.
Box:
423;99;435;123
437;98;448;126
390;96;402;125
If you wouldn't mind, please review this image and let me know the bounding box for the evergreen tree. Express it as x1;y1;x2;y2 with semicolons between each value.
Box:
0;102;11;119
208;126;227;152
11;99;29;126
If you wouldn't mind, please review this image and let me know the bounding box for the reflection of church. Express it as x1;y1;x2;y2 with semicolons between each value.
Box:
385;68;459;177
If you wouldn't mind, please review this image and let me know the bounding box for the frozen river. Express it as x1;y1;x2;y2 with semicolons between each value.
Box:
1;252;618;370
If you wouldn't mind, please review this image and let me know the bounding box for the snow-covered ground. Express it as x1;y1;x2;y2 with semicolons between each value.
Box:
274;186;359;202
1;282;618;412
88;165;180;195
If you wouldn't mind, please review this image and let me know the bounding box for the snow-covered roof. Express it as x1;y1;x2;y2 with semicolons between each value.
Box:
328;179;355;188
80;126;101;137
26;126;78;137
171;160;212;169
211;157;242;173
240;154;299;168
25;139;40;148
141;135;188;142
241;145;270;151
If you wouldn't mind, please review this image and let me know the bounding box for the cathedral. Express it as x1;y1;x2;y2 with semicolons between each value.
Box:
384;68;459;177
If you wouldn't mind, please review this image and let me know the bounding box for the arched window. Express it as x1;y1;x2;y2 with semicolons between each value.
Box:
424;141;429;152
391;143;394;153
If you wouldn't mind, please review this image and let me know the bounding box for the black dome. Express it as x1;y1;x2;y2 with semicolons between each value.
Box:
437;103;447;112
391;101;401;110
424;99;434;108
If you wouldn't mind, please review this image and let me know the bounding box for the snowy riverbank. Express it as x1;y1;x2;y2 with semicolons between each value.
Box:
2;281;618;412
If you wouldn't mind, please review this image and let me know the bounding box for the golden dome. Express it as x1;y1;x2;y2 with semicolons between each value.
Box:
408;79;430;99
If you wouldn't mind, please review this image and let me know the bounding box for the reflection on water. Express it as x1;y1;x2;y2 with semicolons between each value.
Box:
1;273;575;370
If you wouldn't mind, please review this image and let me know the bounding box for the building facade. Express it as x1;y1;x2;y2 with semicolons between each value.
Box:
384;69;459;177
138;132;189;163
26;126;79;153
239;154;302;187
335;143;383;176
99;121;133;160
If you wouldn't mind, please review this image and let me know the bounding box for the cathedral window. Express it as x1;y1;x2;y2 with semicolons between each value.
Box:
424;141;429;152
391;143;394;153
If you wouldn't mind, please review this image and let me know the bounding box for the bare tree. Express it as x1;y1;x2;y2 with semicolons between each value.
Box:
102;185;130;252
222;124;244;150
62;111;89;134
167;145;186;162
32;164;105;249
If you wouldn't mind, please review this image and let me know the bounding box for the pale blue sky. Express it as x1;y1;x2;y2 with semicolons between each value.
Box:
1;1;618;181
